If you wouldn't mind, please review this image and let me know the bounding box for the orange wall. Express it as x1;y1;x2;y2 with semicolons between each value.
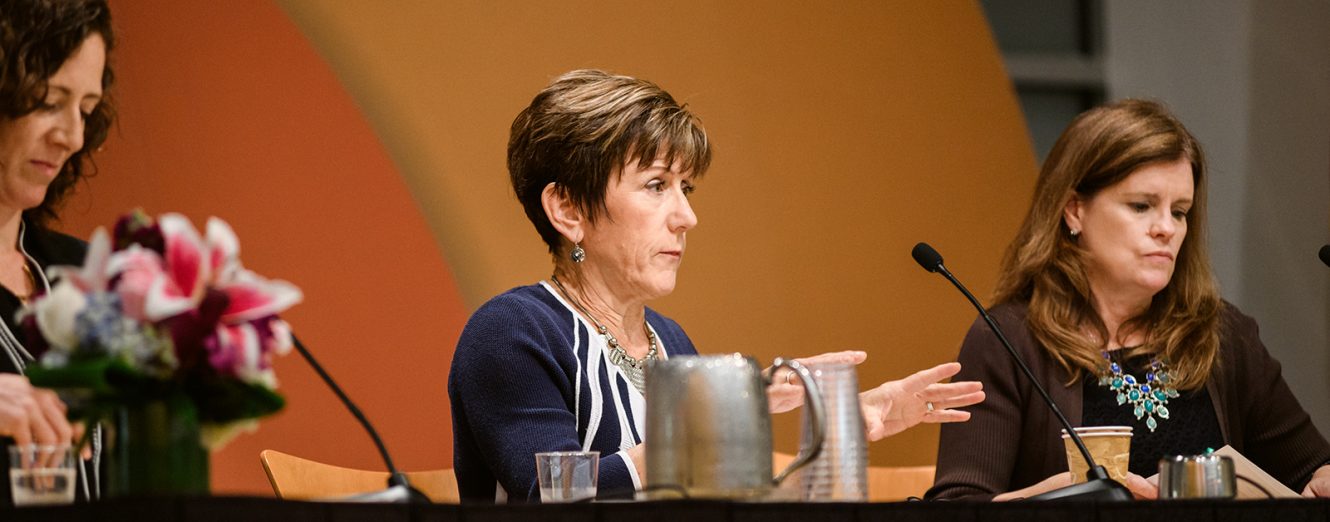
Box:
60;0;465;494
55;1;1034;494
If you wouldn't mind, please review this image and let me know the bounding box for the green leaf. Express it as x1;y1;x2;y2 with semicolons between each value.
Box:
188;378;285;424
25;359;126;394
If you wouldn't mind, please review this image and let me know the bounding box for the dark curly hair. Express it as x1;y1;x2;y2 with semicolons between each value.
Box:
0;0;115;226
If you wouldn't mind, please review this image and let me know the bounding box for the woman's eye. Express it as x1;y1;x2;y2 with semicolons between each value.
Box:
1172;209;1189;219
682;183;696;196
1129;202;1150;212
646;180;666;193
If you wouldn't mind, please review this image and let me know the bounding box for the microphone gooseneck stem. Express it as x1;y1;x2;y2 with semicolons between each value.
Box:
290;335;409;489
934;264;1106;481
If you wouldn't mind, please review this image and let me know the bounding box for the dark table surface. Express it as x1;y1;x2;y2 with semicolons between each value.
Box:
4;496;1329;521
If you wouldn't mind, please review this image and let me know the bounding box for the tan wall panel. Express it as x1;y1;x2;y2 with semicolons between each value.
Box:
278;1;1036;466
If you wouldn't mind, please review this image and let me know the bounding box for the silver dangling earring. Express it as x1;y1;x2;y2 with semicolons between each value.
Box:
570;243;586;263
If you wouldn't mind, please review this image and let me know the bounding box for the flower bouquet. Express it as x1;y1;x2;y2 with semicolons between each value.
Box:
20;210;302;496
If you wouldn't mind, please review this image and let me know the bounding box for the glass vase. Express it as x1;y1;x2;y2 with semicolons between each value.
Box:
105;394;210;497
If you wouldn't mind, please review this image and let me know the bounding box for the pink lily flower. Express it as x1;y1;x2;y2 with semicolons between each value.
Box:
48;227;113;293
205;218;302;324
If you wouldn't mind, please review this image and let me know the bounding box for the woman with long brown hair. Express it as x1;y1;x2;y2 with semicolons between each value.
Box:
927;99;1330;500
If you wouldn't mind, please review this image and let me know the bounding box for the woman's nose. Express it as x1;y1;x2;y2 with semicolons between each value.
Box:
1151;212;1176;239
50;108;85;152
672;190;698;231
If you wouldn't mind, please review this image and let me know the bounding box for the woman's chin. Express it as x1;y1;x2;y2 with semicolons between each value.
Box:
1139;278;1173;297
645;274;679;300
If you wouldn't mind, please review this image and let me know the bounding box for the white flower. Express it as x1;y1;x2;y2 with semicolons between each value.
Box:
34;280;88;352
201;419;260;450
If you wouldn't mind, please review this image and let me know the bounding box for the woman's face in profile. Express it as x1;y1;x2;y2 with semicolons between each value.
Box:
1064;158;1194;304
580;156;698;303
0;33;105;213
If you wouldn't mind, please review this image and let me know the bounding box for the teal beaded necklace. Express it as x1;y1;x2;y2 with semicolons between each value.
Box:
1098;350;1180;433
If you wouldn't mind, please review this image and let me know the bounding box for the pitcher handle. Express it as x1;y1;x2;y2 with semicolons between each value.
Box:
768;358;825;486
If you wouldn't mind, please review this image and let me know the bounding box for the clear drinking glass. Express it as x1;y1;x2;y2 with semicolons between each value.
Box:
8;444;77;506
535;451;599;503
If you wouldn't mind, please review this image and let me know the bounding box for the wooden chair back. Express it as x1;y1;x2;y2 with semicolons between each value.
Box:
773;451;935;502
260;449;460;503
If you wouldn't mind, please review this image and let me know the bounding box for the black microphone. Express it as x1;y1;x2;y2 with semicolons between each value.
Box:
1319;245;1330;268
291;335;430;503
912;242;1131;502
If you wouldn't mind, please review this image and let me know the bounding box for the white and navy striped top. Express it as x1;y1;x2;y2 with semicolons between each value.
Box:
448;282;697;503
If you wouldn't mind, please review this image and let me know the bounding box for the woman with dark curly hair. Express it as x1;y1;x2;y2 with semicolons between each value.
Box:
0;0;116;505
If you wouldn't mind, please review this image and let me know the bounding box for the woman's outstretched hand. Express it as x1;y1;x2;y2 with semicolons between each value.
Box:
859;362;984;441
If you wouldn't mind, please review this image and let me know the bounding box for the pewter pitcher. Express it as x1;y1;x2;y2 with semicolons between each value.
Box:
797;362;868;501
645;354;826;499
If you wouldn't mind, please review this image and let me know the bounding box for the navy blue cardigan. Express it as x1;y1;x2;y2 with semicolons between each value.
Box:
448;283;697;503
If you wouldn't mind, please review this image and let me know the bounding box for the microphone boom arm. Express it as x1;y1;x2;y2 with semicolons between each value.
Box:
932;265;1107;482
291;335;428;502
912;242;1130;501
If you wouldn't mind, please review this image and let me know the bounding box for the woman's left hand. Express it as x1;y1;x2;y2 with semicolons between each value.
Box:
1302;464;1330;497
859;362;984;441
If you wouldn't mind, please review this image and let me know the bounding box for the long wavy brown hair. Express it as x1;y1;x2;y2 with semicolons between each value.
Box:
993;99;1221;390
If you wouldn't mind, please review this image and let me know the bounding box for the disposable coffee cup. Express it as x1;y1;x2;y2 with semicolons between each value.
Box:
1063;426;1133;435
535;451;599;503
1061;426;1132;483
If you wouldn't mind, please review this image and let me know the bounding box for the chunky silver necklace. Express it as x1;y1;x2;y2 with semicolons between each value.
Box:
550;276;657;393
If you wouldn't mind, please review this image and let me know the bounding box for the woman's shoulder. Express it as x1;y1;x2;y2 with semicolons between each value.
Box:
24;224;88;266
988;300;1030;323
466;283;566;330
454;283;570;363
962;299;1031;341
1217;299;1256;329
1215;299;1264;355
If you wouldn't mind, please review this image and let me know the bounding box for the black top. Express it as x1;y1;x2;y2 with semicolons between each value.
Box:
1082;351;1225;477
0;222;87;371
0;221;88;507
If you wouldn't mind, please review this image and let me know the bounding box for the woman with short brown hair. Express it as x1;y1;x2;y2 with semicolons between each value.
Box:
450;69;985;503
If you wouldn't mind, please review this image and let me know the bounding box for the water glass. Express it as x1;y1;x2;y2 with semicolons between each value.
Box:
535;451;598;503
8;445;77;506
